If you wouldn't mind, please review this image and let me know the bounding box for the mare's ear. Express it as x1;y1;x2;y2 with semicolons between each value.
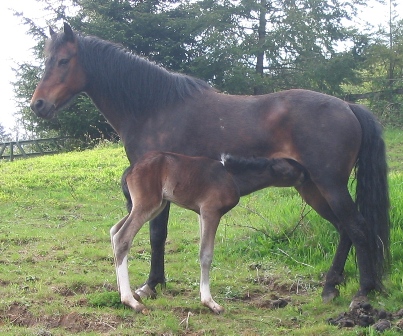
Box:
63;22;75;42
49;26;56;38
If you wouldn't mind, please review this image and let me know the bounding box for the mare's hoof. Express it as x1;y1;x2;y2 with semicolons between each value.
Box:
349;295;369;310
135;284;157;299
133;291;143;303
321;287;340;303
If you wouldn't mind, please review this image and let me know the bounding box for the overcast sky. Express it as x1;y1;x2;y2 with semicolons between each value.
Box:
0;0;400;136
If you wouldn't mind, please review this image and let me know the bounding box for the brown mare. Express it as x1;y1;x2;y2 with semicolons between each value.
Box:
116;151;305;313
30;23;390;310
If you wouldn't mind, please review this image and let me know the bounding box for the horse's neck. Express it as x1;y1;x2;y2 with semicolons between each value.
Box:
84;89;130;136
80;37;211;138
232;174;270;196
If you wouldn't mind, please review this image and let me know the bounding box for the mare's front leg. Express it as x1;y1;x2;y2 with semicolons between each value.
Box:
136;202;171;299
199;211;225;314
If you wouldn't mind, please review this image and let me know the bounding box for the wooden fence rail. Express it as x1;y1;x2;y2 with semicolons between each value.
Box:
0;138;71;161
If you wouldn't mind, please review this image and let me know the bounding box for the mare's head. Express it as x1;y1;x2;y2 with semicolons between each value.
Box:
30;23;86;119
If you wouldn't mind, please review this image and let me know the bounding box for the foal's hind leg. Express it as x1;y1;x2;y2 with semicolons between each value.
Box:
111;213;147;312
296;180;352;302
111;216;130;292
111;201;168;312
199;211;225;314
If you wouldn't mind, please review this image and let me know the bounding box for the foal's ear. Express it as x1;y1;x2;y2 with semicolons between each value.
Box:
63;22;75;42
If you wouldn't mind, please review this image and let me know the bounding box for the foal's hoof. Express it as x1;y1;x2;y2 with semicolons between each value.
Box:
321;287;340;303
122;297;148;313
202;300;225;314
135;284;157;299
210;304;225;315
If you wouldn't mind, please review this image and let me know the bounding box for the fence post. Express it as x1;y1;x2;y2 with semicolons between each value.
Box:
10;142;14;162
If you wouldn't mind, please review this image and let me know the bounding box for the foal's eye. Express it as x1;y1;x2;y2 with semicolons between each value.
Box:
58;58;70;66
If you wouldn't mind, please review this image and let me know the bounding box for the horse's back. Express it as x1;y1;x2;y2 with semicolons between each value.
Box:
206;89;361;171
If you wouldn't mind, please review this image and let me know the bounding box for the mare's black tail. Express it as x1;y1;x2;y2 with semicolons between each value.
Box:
349;103;390;289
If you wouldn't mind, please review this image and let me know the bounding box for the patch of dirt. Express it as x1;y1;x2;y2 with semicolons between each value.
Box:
2;302;36;327
52;282;115;297
0;302;131;334
219;286;291;311
328;301;403;332
253;294;290;310
251;274;319;296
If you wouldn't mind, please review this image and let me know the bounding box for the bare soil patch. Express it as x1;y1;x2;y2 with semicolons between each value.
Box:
0;302;130;333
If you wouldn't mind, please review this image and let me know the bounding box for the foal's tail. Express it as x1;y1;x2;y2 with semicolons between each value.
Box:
121;166;133;213
349;103;390;288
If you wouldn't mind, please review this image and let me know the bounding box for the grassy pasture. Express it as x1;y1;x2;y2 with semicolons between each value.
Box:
0;130;402;335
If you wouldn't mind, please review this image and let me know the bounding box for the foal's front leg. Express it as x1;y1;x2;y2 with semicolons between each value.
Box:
199;212;224;314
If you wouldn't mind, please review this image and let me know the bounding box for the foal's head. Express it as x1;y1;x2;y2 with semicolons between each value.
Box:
30;23;86;119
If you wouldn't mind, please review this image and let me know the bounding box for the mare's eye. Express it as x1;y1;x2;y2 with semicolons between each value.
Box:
58;58;70;66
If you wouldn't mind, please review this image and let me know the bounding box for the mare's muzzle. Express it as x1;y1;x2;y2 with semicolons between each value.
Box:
30;99;56;119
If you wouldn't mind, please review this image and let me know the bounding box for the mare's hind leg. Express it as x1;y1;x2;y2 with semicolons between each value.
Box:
318;184;379;305
199;211;225;314
296;180;352;302
136;203;171;299
323;230;352;302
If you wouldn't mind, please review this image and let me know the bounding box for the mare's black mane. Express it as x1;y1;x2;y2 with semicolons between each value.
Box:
47;29;213;117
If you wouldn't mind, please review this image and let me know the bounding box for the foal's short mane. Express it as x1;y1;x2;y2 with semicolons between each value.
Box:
48;29;213;117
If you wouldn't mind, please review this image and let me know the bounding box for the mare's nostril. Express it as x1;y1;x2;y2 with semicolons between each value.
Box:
35;99;44;110
31;99;44;112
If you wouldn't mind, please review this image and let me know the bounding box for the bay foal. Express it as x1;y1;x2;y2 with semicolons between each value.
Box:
111;151;305;313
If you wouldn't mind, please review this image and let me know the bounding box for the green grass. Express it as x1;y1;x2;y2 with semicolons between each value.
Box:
0;132;402;335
